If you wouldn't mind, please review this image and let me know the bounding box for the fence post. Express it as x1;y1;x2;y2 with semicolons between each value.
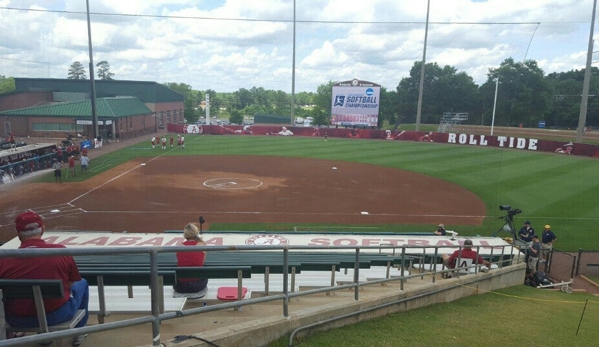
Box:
0;289;5;340
354;248;360;301
150;250;161;347
400;247;406;291
576;248;583;276
283;248;289;318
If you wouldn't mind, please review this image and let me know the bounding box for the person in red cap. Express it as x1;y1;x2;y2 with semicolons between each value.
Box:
0;211;89;346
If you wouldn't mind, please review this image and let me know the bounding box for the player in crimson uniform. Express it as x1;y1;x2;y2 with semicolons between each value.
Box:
170;136;174;148
0;211;89;344
68;155;77;177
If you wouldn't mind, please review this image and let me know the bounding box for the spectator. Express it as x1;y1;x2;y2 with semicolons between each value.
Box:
173;223;208;299
52;158;63;183
540;225;557;263
0;211;89;346
527;235;540;271
518;220;535;246
434;223;446;236
441;239;491;278
68;155;77;177
80;153;90;174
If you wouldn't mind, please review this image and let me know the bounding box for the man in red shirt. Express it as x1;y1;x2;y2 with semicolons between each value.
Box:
442;239;491;277
0;211;89;345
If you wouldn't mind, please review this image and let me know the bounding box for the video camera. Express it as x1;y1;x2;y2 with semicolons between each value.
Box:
499;205;522;220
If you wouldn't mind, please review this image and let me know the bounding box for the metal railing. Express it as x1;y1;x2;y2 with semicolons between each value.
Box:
0;243;522;347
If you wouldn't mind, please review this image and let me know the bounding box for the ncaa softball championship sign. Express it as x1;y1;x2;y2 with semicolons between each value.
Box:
331;79;381;127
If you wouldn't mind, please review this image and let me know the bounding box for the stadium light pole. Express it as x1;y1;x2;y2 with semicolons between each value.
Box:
576;0;597;143
86;0;98;140
290;0;296;126
415;0;430;132
491;77;499;136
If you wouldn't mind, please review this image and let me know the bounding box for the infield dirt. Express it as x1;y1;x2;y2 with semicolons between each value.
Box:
0;154;485;241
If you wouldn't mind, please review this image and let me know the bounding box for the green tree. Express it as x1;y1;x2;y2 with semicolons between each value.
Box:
96;61;115;80
250;87;268;108
312;81;336;124
0;75;15;94
545;68;599;128
396;61;479;124
379;87;399;128
232;88;253;110
229;109;244;125
295;91;315;106
482;58;553;127
164;82;197;123
67;61;87;80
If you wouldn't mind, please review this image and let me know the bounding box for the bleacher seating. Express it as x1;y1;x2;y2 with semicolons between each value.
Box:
0;279;86;345
72;251;422;318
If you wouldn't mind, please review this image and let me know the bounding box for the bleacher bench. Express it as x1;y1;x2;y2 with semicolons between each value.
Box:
0;279;86;343
79;266;252;322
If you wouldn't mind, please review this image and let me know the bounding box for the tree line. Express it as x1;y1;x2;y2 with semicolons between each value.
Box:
168;58;598;129
2;57;597;129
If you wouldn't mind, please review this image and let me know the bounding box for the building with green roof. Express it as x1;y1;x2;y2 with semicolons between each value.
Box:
0;97;154;141
14;78;184;129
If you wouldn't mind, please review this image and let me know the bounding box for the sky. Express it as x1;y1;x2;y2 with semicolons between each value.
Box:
0;0;596;93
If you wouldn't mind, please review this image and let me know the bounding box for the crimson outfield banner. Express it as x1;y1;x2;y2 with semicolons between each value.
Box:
331;79;381;127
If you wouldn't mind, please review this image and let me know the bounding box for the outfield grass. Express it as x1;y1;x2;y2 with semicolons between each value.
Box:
267;286;599;347
38;135;599;250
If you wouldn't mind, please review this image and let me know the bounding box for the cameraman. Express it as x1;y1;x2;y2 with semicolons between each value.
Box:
527;235;541;271
518;220;535;246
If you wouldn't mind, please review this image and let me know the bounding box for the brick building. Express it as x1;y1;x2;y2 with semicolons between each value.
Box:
0;78;184;139
0;97;154;141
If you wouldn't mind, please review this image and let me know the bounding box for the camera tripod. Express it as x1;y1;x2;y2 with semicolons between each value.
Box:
492;214;518;239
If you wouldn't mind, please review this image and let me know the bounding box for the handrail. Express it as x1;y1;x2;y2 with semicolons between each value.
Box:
0;243;521;346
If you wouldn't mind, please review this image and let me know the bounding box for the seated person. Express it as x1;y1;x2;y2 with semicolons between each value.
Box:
277;126;294;136
441;239;491;277
173;223;208;299
0;211;89;346
418;132;434;142
555;142;573;154
434;223;446;236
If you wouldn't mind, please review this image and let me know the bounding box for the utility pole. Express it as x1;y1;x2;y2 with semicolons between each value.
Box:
491;77;499;136
415;0;430;131
86;0;98;140
290;0;296;126
576;0;597;143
